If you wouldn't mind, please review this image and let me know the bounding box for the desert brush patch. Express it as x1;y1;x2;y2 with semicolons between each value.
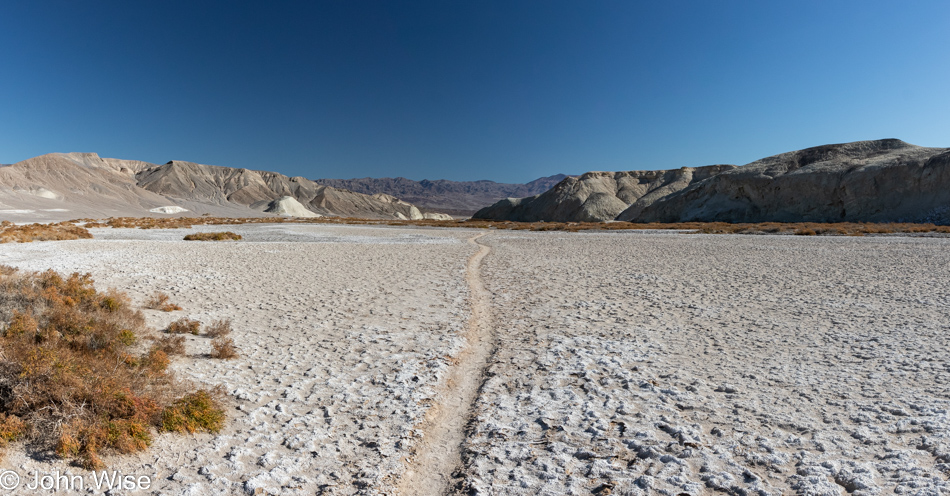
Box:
183;231;243;241
0;266;226;468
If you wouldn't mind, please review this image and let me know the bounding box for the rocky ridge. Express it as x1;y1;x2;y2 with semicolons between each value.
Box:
474;139;950;224
474;166;733;222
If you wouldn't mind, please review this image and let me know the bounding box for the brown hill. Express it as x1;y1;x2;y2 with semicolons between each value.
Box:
136;161;430;219
0;154;444;221
0;153;176;219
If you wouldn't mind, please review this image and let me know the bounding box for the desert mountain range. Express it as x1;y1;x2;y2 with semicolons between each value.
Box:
0;153;451;221
315;174;570;216
4;139;948;225
475;139;950;225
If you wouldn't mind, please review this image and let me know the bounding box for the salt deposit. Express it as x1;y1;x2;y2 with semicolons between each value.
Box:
0;225;947;495
263;196;321;217
150;205;190;214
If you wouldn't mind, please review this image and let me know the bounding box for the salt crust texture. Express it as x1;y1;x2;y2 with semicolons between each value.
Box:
461;232;950;495
0;225;947;495
0;224;469;495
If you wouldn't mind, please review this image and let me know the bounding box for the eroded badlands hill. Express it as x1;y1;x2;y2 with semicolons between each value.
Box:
0;153;446;221
474;139;950;224
316;174;570;216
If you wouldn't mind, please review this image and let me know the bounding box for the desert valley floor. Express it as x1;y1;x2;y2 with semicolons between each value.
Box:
0;223;948;495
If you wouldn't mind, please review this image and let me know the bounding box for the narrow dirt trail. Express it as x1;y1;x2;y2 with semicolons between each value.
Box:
395;232;494;496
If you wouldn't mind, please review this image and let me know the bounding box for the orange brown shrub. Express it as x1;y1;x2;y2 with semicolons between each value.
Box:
183;231;243;241
145;291;182;312
0;266;225;467
0;222;93;243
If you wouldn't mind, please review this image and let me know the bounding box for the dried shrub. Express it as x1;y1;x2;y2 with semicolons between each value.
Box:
0;222;93;243
50;215;950;236
0;414;25;449
205;319;232;338
142;348;170;373
209;337;238;359
166;318;201;335
145;291;182;312
183;232;243;241
0;268;226;467
160;387;225;433
152;335;186;356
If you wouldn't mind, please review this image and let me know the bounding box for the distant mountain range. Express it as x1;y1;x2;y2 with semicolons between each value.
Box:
6;139;946;226
0;152;573;222
315;175;570;216
0;153;452;221
475;139;950;225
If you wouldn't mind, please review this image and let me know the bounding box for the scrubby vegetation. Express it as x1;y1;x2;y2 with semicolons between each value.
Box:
160;388;225;433
205;319;232;338
152;335;186;356
0;266;225;468
183;231;243;241
67;215;950;236
145;291;182;312
692;222;950;236
0;221;92;243
167;317;201;335
209;337;238;359
75;217;274;229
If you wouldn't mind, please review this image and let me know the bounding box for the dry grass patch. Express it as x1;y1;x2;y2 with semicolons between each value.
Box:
0;222;93;243
209;337;238;359
145;291;182;312
695;222;950;236
65;215;950;236
0;266;225;468
166;318;201;335
90;216;280;230
152;335;186;356
205;319;232;338
183;231;243;241
160;388;225;433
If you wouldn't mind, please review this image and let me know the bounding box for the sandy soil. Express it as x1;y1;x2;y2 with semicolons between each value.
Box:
0;225;948;495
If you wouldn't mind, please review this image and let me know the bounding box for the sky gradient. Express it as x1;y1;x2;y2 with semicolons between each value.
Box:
1;1;947;183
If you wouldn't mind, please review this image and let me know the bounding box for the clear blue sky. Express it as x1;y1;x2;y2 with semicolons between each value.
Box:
1;1;947;183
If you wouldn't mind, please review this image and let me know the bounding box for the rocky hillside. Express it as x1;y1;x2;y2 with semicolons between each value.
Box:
633;139;950;224
0;153;175;219
136;161;448;220
0;153;449;221
317;174;570;216
474;166;733;222
474;139;950;225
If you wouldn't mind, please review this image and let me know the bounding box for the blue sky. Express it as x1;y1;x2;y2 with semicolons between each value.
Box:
1;1;947;183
